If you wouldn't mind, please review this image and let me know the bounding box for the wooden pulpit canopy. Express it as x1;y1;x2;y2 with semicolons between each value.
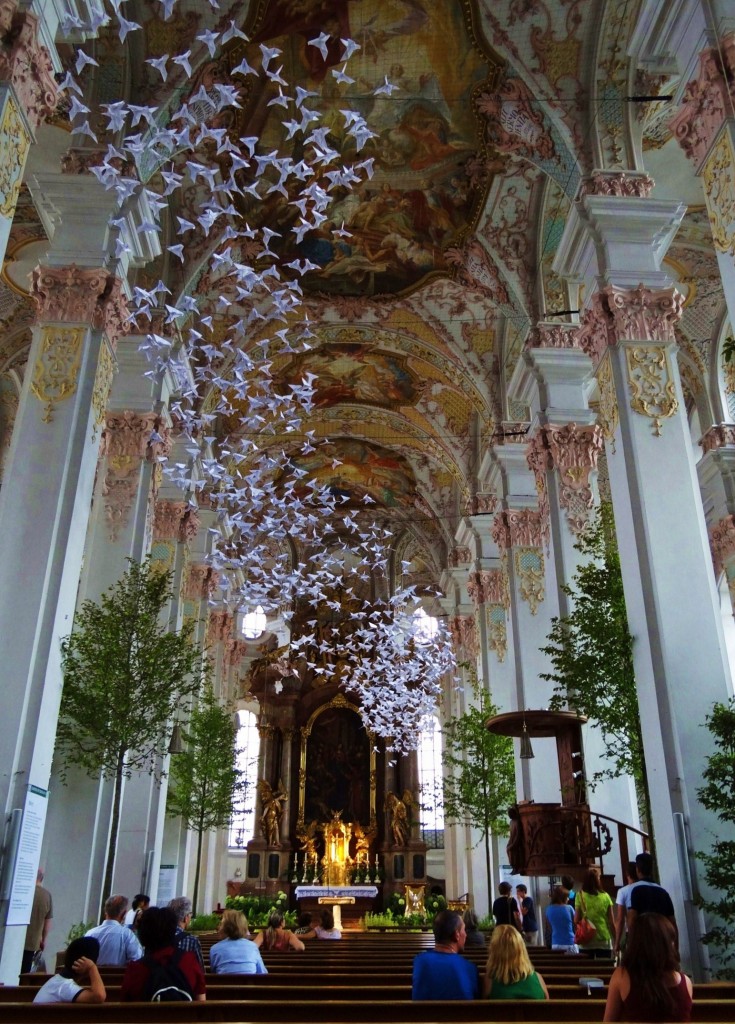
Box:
485;709;588;738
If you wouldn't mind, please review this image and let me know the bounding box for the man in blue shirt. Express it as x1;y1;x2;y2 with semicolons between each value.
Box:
516;884;538;944
412;909;479;1000
85;895;142;966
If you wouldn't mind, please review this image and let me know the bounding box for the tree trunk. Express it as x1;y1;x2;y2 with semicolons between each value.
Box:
192;812;205;916
483;826;492;905
101;747;126;918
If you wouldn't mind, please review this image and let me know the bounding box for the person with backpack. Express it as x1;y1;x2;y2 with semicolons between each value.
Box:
120;907;205;1002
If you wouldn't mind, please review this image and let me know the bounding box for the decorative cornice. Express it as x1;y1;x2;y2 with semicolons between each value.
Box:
710;514;735;575
577;284;683;367
670;33;735;168
492;507;548;550
579;171;654;198
0;10;57;130
32;265;130;346
701;424;735;453
525;322;581;350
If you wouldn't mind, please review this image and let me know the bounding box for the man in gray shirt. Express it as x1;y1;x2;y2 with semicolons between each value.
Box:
85;894;143;965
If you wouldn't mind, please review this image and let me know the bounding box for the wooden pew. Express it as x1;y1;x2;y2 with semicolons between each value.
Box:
0;999;733;1023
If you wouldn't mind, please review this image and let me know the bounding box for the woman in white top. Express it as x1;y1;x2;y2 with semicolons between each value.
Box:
34;937;106;1004
315;909;342;940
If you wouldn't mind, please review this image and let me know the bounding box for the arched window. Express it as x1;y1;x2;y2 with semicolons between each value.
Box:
412;607;439;644
228;710;260;849
418;715;444;849
242;605;267;639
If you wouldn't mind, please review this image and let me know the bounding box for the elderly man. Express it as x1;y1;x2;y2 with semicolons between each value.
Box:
22;869;53;974
168;896;204;969
85;895;143;966
412;909;479;1000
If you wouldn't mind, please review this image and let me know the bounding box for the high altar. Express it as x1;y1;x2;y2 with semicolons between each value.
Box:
236;658;429;911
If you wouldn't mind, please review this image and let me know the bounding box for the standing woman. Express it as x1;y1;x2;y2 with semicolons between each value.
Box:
575;868;615;955
545;885;577;952
482;924;549;1000
253;911;305;952
604;913;692;1021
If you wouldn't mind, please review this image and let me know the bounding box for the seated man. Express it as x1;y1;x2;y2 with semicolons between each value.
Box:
34;937;105;1004
168;896;204;969
85;895;143;966
412;909;479;1000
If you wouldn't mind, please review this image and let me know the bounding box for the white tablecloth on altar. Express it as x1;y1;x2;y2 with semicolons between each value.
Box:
294;885;378;899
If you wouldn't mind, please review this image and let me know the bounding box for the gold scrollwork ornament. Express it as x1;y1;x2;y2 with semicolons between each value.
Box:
703;129;735;255
625;344;679;437
514;546;545;616
0;93;30;219
30;326;85;423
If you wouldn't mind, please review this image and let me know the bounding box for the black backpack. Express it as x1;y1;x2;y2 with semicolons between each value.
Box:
142;948;194;1002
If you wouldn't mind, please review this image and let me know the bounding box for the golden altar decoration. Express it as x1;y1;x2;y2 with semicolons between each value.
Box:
321;811;352;887
404;883;426;916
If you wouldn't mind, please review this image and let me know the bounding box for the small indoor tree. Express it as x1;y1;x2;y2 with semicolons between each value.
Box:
540;502;652;834
167;684;246;914
697;698;735;978
441;673;515;894
57;558;202;914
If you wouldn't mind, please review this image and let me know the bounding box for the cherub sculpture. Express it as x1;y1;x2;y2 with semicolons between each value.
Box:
259;779;287;846
297;818;319;860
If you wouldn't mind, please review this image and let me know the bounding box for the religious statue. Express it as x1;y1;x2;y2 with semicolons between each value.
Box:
506;804;525;874
297;818;319;861
259;779;287;846
405;884;426;916
385;789;415;847
353;822;370;863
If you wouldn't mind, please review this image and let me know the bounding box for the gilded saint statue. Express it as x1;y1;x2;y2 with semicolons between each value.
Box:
259;779;287;846
297;818;319;861
385;789;415;847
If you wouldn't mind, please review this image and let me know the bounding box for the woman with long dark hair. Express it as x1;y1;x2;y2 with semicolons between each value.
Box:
603;913;692;1022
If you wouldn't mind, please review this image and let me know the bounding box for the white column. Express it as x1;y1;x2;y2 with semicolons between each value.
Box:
555;184;733;976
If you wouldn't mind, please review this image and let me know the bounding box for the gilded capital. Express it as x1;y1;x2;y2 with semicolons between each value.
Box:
448;614;478;659
701;424;735;453
492;507;548;550
32;266;130;345
577;284;683;367
710;514;735;576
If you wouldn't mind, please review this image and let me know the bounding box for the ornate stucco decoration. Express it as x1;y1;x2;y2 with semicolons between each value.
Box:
525;433;550;518
448;545;472;568
486;604;507;662
514;547;545;616
90;340;116;441
153;500;188;541
448;614;478;660
101;456;139;541
465;493;497;516
701;424;735;453
0;9;57;131
544;423;604;534
625;346;679;437
101;411;160;459
492;507;549;551
466;572;484;608
579;171;654;198
526;322;581;350
477;74;555;161
0;91;30;219
577;284;683;368
208;609;234;644
99;412;171;540
484;568;510;610
710;514;735;578
596;351;619;447
670;33;735;169
184;562;219;602
29;326;84;422
702;129;735;255
31;266;130;346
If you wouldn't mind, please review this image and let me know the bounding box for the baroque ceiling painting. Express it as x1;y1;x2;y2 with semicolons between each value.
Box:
226;0;502;296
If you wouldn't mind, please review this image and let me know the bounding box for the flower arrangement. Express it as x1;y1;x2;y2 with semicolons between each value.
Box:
224;891;296;927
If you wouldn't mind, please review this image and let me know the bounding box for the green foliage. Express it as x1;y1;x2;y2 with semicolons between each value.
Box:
441;673;515;891
189;914;221;932
697;698;735;978
57;558;203;911
224;891;295;927
65;922;97;946
168;683;246;913
363;910;430;930
722;336;735;364
540;504;647;803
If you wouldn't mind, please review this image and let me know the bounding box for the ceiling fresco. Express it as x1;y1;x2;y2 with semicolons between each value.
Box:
202;0;505;297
